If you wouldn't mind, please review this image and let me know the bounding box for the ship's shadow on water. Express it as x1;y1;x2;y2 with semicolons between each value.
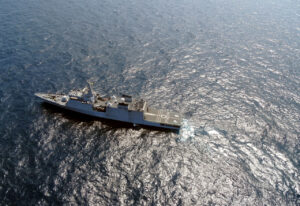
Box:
41;102;179;133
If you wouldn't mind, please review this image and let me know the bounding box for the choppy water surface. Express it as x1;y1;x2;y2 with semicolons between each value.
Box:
0;0;299;205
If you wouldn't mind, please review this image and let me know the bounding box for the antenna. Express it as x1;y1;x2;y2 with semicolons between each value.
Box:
87;80;107;98
87;80;95;96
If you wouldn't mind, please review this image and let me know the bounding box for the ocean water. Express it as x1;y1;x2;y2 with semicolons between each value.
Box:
0;0;299;205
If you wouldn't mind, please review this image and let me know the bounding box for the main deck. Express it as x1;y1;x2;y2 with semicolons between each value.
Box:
144;107;181;127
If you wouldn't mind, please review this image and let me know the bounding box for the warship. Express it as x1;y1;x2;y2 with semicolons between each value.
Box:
35;84;182;130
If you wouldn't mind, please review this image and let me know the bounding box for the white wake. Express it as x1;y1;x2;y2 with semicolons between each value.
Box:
178;119;195;141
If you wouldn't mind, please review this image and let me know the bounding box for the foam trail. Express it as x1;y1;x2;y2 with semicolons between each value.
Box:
178;119;195;141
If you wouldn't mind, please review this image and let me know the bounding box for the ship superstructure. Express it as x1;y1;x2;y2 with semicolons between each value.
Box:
35;84;182;130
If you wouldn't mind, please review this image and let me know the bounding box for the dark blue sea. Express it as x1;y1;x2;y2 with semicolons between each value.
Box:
0;0;299;205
